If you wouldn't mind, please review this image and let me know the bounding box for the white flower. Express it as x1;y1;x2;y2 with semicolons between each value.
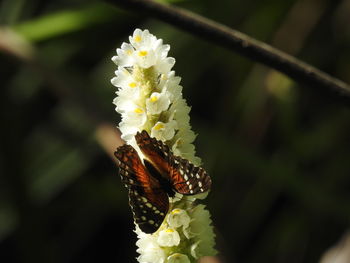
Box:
129;29;157;50
136;231;159;254
186;205;216;258
114;28;175;71
158;71;182;100
138;246;166;263
136;228;166;263
112;28;216;263
119;121;140;142
146;91;171;114
151;120;178;141
167;253;190;263
190;241;200;259
134;48;158;69
170;99;191;129
188;205;212;236
157;228;181;247
112;43;134;67
111;67;138;91
167;208;191;229
124;106;147;127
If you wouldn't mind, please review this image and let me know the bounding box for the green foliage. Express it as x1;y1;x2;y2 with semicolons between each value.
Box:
13;3;119;42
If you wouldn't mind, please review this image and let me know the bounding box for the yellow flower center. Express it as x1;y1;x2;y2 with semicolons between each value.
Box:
134;35;141;42
165;228;174;233
154;123;164;130
134;108;144;114
126;49;133;55
150;95;158;102
129;82;137;88
171;209;181;214
138;50;148;57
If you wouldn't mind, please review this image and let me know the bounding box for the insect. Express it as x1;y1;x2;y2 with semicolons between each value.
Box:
114;130;212;234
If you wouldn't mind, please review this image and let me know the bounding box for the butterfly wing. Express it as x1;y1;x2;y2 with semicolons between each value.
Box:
135;130;212;195
114;144;151;187
128;186;168;233
114;144;169;233
171;155;212;195
135;131;173;176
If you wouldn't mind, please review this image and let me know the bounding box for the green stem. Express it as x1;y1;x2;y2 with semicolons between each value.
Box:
105;0;350;105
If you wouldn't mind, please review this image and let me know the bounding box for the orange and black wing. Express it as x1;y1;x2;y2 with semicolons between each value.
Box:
114;144;169;233
135;130;212;195
128;186;168;233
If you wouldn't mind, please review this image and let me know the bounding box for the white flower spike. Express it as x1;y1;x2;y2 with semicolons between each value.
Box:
112;29;217;262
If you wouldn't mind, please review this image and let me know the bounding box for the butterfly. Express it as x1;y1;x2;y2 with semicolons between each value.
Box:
114;130;211;234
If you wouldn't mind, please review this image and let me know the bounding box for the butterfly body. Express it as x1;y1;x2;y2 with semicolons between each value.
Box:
143;159;176;198
114;130;211;233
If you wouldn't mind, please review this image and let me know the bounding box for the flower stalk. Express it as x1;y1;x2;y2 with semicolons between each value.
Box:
112;29;216;263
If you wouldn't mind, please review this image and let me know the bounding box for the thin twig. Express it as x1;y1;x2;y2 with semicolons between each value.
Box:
105;0;350;103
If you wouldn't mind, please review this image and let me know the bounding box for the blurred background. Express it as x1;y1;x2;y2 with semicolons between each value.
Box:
1;0;350;262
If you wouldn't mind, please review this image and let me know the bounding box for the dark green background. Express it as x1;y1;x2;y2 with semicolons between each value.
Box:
1;0;350;262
